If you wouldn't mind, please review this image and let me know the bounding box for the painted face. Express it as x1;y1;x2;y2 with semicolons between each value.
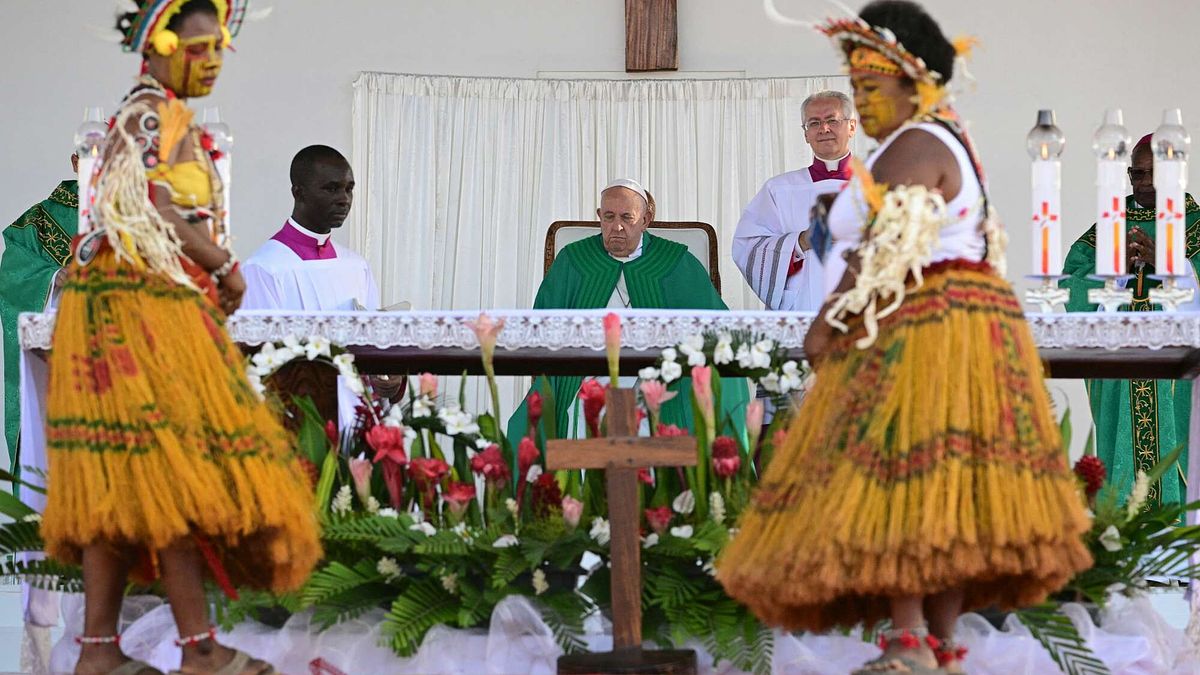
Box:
166;34;223;98
850;73;916;141
597;187;649;258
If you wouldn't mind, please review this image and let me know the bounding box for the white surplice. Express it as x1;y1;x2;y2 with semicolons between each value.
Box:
732;158;849;311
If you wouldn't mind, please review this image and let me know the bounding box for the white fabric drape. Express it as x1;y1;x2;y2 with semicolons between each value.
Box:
349;71;854;414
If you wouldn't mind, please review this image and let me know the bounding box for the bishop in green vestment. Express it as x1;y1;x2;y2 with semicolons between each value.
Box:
1;178;78;479
1060;138;1200;506
507;180;749;442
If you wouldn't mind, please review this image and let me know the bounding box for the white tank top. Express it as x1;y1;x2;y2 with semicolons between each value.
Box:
823;121;986;292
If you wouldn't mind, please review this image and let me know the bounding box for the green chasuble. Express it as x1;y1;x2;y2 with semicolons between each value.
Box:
506;233;750;443
1;181;78;476
1060;194;1200;506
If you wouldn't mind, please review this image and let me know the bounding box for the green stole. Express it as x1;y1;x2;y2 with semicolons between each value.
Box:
1;181;78;481
1060;194;1200;506
505;233;749;443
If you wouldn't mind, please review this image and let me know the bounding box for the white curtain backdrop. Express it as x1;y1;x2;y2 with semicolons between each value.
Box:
349;71;856;413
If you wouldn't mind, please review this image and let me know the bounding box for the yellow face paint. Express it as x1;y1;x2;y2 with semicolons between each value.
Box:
165;34;223;98
856;87;897;139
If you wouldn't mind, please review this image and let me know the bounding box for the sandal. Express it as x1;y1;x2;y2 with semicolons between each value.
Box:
852;655;945;674
108;661;164;675
930;637;967;674
853;627;944;674
168;649;275;675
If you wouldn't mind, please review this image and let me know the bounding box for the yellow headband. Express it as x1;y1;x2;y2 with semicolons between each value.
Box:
849;47;904;78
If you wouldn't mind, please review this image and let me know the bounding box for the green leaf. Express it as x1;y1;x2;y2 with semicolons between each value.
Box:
314;448;340;522
1059;406;1072;457
1016;604;1110;675
0;490;35;521
383;578;460;657
0;469;46;495
300;559;383;608
537;376;558;441
0;521;44;555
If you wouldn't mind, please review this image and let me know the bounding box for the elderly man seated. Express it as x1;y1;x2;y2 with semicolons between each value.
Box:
507;178;748;440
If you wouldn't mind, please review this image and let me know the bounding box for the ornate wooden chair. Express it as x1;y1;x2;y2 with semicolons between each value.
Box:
543;221;721;293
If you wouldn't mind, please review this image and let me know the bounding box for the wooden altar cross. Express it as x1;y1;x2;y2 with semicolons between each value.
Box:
546;388;697;674
625;0;678;72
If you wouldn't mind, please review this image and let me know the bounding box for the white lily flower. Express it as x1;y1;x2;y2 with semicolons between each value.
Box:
532;569;549;596
411;521;437;537
661;347;678;363
672;490;695;515
475;438;492;450
638;366;661;381
282;334;305;358
670;525;694;539
305;336;332;360
686;350;706;367
590;517;611;546
713;336;734;365
452;522;471;539
377;557;402;581
332;353;356;374
411;397;433;418
1099;525;1122;552
735;344;754;369
345;377;366;396
660;360;683;383
493;534;520;548
759;373;781;394
642;533;659;549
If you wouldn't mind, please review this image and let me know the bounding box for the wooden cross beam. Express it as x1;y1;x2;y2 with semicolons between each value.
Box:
625;0;678;72
547;388;697;673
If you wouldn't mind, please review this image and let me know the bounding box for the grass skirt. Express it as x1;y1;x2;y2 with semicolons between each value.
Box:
716;260;1092;631
41;250;321;593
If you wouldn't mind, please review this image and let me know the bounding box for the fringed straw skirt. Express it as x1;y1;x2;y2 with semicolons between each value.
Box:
717;260;1092;632
41;250;321;593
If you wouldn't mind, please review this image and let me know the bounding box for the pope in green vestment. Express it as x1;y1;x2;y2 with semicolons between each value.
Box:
506;231;750;442
1;180;78;480
1060;191;1200;507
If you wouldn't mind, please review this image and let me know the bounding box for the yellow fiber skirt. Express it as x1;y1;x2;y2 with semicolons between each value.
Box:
41;249;320;593
717;260;1092;631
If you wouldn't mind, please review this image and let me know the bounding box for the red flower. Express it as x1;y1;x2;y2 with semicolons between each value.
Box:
579;379;607;436
1074;455;1107;498
518;437;540;476
366;425;407;466
645;506;672;535
531;472;563;518
470;444;511;485
712;436;741;478
409;457;450;486
526;392;543;434
656;423;688;437
638;468;655;486
443;481;477;517
324;420;340;448
380;461;405;510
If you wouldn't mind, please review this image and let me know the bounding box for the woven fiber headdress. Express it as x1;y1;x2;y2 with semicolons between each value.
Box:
117;0;249;53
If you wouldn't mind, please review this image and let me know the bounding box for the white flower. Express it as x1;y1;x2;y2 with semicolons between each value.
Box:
526;464;544;483
661;347;678;363
404;427;418;445
345;376;366;396
638;366;661;381
305;336;332;361
493;534;520;548
672;490;695;515
377;557;402;581
439;405;479;436
710;492;726;525
750;340;774;368
411;397;433;419
365;496;381;514
245;370;266;399
1127;472;1150;519
779;361;805;394
377;508;400;519
474;438;492;450
670;525;694;539
282;334;306;358
686;350;706;367
759;372;781;394
441;573;458;594
1099;525;1123;552
660;360;683;384
21;513;42;523
680;335;705;354
331;485;353;516
532;569;549;596
505;498;519;516
589;517;611;546
735;344;754;369
452;522;471;539
713;335;734;365
332;352;356;375
702;558;717;577
642;533;659;549
410;521;437;537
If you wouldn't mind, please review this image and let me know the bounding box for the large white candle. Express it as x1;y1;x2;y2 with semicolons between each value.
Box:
1092;109;1132;277
1152;109;1190;277
1027;110;1065;276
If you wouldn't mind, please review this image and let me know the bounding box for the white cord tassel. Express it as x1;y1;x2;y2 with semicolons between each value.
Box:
246;6;274;21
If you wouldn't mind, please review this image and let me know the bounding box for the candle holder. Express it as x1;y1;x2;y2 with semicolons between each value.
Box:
1087;275;1135;312
1024;275;1069;313
1147;275;1195;311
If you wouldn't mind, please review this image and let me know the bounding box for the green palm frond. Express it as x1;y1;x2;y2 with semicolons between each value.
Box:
300;559;382;608
0;521;44;555
1016;604;1110;675
383;578;460;657
0;557;83;592
537;591;588;654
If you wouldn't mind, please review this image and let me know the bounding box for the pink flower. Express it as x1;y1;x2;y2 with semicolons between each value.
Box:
418;373;438;398
645;506;673;535
470;444;511;486
638;468;655;486
712;436;741;479
349;455;374;506
466;313;505;372
443;481;477;518
604;312;622;385
518;437;540;476
409;457;450;486
380;461;405;510
561;496;584;528
656;423;688;437
639;380;677;418
366;425;408;466
526;391;543;436
579;379;607;437
691;366;714;437
746;399;765;454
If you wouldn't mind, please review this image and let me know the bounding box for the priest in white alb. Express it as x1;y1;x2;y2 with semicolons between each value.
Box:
733;91;857;310
241;145;380;312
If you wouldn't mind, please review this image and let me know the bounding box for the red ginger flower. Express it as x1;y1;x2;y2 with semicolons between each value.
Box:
526;391;543;433
1074;455;1107;498
443;481;476;517
656;423;688;437
579;379;607;437
410;457;450;485
712;436;741;478
366;425;407;466
518;437;540;476
471;444;511;485
638;468;654;486
645;506;673;535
